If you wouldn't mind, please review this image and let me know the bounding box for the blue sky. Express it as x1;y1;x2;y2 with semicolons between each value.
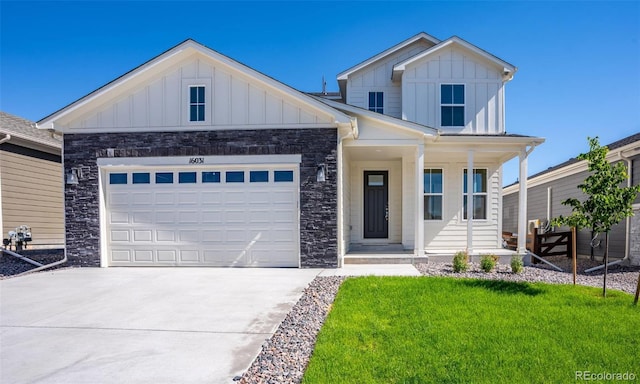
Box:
1;1;638;185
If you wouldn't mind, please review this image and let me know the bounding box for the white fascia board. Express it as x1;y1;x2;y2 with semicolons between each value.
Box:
97;154;302;167
0;129;61;151
503;139;640;196
393;37;517;79
336;32;440;81
312;96;438;137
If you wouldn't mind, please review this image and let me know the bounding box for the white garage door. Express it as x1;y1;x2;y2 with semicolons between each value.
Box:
104;165;299;267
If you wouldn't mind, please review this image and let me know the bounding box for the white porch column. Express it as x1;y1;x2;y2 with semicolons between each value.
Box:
466;150;474;253
415;144;424;257
336;137;344;266
517;150;528;254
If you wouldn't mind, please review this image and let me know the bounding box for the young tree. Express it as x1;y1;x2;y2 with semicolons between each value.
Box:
552;137;640;297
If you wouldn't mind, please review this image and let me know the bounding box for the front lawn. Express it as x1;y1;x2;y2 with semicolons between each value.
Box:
303;277;639;384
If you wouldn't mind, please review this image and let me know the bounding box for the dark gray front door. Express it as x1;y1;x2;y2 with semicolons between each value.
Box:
364;171;388;238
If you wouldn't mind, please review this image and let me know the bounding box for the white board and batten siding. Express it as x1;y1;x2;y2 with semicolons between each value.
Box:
65;56;334;132
424;162;501;250
402;46;505;134
346;41;435;119
101;155;301;267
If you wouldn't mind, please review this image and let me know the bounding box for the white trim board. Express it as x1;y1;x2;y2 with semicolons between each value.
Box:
97;154;302;167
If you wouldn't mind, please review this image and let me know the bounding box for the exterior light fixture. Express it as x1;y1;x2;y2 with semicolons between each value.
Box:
66;168;82;185
316;164;327;182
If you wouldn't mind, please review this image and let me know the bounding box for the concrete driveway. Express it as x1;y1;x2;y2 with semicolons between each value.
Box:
0;267;320;383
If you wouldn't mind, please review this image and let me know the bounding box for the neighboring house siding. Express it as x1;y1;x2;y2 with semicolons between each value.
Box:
65;56;333;131
346;41;435;119
63;128;338;267
425;162;501;250
503;155;640;259
0;146;64;247
402;46;504;133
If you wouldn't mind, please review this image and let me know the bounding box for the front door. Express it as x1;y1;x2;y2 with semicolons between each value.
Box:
363;171;388;238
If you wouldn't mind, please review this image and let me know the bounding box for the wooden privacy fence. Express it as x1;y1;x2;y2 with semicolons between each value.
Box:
502;227;573;259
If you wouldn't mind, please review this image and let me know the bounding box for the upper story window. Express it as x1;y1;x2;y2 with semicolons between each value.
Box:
368;92;383;114
424;169;443;220
463;168;487;220
441;84;464;127
189;86;205;122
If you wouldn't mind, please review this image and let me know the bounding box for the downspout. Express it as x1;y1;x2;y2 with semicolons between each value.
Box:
0;133;11;144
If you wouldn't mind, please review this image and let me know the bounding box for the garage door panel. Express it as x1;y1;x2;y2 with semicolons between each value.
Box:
178;192;198;204
178;211;199;224
179;250;200;262
110;211;129;224
132;192;153;205
179;230;200;242
106;165;299;267
133;250;154;262
132;212;153;224
133;230;153;242
156;230;175;242
155;211;175;223
155;193;175;205
157;250;177;262
110;192;130;206
111;230;130;242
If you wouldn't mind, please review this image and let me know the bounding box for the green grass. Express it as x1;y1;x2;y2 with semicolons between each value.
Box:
302;277;640;384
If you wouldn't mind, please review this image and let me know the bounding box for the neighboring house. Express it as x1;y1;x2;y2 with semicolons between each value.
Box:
0;111;64;249
37;33;543;268
503;133;640;266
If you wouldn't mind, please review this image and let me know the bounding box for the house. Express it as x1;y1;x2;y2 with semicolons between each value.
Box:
1;111;64;249
36;33;543;268
503;133;640;266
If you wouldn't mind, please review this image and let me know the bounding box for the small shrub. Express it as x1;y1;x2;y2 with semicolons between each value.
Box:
452;251;469;273
511;255;524;274
480;254;499;273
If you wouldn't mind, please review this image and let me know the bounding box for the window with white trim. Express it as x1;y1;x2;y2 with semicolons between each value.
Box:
189;85;205;122
424;169;443;220
441;84;464;127
463;168;487;220
368;92;383;114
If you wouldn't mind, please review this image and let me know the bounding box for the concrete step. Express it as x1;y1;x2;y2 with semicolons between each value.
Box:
344;255;429;264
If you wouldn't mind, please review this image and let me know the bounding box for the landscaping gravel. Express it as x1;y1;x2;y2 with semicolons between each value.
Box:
238;258;640;384
0;250;69;279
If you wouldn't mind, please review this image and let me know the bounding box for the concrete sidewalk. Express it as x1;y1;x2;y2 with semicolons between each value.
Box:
0;267;319;384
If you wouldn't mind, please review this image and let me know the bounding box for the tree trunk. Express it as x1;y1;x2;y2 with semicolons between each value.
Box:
634;273;639;306
603;232;609;298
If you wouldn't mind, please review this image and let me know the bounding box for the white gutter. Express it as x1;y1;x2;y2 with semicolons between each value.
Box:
0;133;11;144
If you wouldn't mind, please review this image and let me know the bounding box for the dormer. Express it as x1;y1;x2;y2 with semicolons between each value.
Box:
337;32;440;119
336;33;517;134
393;36;516;134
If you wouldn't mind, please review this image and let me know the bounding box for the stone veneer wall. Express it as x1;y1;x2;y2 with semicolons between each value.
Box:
63;128;338;268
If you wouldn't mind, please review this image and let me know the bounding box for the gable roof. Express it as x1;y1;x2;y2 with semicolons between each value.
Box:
336;32;441;81
37;39;352;130
392;36;517;81
1;111;61;150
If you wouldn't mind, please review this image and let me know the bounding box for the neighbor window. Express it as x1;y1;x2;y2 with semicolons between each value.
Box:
463;168;487;220
368;92;383;114
441;84;464;126
189;86;205;122
424;169;443;220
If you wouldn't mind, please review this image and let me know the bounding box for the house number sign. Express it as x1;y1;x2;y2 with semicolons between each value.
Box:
189;157;204;164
